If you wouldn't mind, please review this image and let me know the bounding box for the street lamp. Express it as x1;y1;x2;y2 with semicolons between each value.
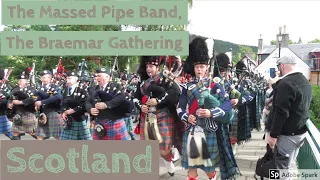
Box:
277;34;283;58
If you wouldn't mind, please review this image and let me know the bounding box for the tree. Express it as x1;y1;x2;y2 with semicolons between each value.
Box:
232;45;256;63
270;40;276;45
270;39;297;45
1;24;141;82
309;39;320;43
124;0;193;32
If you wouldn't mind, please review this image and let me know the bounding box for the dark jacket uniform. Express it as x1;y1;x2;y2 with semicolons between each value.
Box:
37;84;63;114
85;82;132;121
62;84;89;122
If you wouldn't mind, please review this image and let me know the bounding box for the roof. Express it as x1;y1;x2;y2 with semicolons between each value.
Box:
311;48;320;53
255;47;311;80
259;43;320;60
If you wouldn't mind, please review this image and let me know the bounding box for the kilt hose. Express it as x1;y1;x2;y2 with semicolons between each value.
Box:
12;113;37;134
0;115;12;136
139;109;174;151
36;111;63;138
125;116;134;132
181;129;220;172
93;118;130;140
60;121;92;140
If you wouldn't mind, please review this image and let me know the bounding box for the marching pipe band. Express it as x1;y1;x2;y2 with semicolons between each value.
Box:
0;45;268;180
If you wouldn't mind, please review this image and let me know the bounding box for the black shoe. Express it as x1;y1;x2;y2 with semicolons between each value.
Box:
12;136;21;140
29;134;37;139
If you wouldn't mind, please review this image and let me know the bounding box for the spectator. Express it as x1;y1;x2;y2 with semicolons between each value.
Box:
268;56;312;174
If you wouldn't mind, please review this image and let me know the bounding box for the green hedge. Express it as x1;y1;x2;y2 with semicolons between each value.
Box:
310;85;320;129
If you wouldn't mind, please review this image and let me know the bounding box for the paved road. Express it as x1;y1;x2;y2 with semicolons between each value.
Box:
159;128;266;180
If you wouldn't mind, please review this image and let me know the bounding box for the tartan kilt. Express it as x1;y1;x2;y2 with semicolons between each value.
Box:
229;109;238;138
93;118;130;140
0;115;12;136
216;124;240;179
125;116;134;132
140;109;174;151
36;112;63;138
12;113;37;134
60;120;92;140
245;104;252;141
181;129;220;172
236;105;247;143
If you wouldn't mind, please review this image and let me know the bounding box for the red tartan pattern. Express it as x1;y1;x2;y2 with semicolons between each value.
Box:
140;109;174;151
93;118;130;140
173;119;185;155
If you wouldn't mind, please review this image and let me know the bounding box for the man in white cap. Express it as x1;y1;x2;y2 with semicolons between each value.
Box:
268;56;312;176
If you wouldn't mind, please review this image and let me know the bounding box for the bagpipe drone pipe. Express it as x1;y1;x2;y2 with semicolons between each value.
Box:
0;68;13;106
62;82;89;129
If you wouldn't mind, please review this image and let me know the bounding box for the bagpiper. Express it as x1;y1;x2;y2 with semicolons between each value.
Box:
213;53;241;179
7;70;38;140
134;56;182;176
177;37;218;180
233;60;255;144
34;70;63;140
0;68;13;139
85;67;132;140
128;74;140;124
60;71;92;140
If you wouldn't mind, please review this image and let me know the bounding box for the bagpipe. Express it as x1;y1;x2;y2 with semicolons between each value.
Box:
0;68;13;101
62;84;87;129
186;39;221;167
62;59;90;129
34;84;60;126
28;61;40;88
10;86;38;125
91;56;134;121
142;56;183;143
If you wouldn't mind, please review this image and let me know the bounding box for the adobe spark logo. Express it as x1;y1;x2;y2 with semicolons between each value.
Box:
270;169;280;179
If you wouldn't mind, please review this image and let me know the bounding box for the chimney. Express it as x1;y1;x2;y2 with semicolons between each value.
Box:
281;25;289;48
258;34;263;54
276;26;282;48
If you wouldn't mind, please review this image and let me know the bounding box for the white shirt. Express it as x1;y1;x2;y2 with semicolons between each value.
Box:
99;84;107;91
69;84;78;95
41;84;50;90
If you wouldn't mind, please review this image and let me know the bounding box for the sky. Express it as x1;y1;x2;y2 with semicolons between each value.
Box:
1;0;320;47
